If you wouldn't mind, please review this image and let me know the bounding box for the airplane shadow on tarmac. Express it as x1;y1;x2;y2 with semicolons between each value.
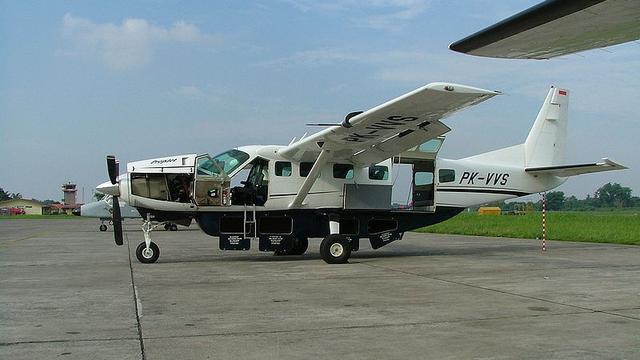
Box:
149;242;562;265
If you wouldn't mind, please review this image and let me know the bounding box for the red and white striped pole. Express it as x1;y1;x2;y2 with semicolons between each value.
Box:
541;192;547;252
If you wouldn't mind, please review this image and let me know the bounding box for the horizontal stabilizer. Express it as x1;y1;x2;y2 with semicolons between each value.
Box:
525;158;627;177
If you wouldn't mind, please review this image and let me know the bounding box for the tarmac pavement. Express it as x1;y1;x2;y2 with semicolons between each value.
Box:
1;218;639;359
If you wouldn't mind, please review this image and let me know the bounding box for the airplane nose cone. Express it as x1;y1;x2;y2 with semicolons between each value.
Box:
96;180;120;196
72;208;81;216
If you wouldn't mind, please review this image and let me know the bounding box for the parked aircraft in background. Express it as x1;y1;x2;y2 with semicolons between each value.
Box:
72;195;180;231
98;84;625;264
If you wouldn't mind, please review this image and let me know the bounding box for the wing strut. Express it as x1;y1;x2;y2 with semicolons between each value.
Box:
288;149;331;209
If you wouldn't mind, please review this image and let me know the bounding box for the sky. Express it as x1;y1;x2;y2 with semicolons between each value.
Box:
1;0;638;202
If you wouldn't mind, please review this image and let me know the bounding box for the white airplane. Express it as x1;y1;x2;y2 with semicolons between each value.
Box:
72;195;183;231
97;83;626;264
72;195;141;231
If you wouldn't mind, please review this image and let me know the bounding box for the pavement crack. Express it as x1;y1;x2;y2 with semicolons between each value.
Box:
0;336;139;347
0;231;50;247
140;310;590;341
126;233;146;360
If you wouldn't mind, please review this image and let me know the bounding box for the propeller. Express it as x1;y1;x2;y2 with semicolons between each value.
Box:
107;155;124;246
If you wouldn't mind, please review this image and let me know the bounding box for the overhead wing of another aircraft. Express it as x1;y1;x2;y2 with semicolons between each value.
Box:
449;0;640;59
279;82;499;166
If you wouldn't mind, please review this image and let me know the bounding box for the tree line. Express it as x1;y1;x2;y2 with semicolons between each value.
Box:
0;187;22;201
498;183;639;212
0;187;59;205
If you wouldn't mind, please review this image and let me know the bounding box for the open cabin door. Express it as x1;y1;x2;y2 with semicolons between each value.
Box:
394;138;444;212
193;155;231;207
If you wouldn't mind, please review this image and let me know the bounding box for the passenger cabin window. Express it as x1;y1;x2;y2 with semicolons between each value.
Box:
439;169;455;183
414;172;433;186
275;161;292;177
300;162;314;177
333;164;354;179
368;165;389;180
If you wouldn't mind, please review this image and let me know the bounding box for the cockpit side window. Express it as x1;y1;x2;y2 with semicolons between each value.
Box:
210;149;250;176
247;159;269;187
197;157;223;176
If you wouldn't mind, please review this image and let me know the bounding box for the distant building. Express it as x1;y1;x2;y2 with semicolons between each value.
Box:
0;199;44;215
62;183;77;205
60;182;82;214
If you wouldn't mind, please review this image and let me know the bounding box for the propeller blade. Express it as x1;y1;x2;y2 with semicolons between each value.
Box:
112;195;124;246
107;156;119;185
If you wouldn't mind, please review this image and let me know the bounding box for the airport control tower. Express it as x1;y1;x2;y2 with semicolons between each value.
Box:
61;182;77;206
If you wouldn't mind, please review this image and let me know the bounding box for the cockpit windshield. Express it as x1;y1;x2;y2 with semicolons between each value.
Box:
209;149;250;176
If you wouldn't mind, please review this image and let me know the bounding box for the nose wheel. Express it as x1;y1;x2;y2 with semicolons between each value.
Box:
320;234;351;264
135;220;163;263
136;241;160;263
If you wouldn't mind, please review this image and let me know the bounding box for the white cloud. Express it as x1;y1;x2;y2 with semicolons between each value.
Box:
284;0;431;30
61;13;221;70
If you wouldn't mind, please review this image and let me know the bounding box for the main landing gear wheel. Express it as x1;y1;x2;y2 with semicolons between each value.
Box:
320;234;351;264
164;223;178;231
136;241;160;264
99;224;108;232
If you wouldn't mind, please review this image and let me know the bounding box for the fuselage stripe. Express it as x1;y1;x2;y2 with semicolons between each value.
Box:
437;188;529;197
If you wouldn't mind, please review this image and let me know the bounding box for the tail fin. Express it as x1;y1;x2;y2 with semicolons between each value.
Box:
460;86;568;167
524;87;569;167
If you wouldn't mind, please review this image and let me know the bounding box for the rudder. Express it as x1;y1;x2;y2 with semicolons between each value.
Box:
524;87;569;167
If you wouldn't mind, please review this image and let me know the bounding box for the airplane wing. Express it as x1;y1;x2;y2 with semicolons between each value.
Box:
449;0;640;59
279;82;499;166
525;158;627;177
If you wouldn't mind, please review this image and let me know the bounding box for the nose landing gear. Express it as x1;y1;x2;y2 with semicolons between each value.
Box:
136;241;160;263
135;220;164;264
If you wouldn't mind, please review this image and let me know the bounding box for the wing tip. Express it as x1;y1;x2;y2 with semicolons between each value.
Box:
426;82;501;96
600;158;629;170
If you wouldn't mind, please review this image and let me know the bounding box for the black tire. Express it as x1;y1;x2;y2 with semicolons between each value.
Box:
99;224;108;232
320;235;351;264
136;242;160;264
164;223;171;231
170;224;178;231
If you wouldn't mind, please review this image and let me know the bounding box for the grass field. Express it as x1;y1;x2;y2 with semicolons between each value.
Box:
417;211;640;245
